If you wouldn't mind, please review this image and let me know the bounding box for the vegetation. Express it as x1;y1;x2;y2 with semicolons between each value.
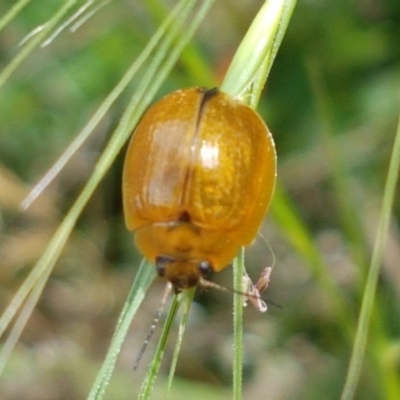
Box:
0;1;399;399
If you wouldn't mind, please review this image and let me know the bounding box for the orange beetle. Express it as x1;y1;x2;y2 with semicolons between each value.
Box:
123;87;276;292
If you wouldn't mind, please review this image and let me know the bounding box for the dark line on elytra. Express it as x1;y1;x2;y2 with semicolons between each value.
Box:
180;87;219;208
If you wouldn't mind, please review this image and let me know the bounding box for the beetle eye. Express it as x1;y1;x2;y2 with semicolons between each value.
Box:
155;255;175;277
198;261;212;277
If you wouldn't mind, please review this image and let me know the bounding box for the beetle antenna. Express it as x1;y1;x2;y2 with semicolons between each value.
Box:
133;282;172;370
257;231;277;270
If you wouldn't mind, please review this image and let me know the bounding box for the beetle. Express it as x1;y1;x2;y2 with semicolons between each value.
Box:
122;87;276;293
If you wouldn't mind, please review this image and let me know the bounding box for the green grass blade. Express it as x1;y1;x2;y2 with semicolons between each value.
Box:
232;247;245;400
221;0;296;103
164;289;196;400
0;0;31;33
0;0;78;91
137;294;182;400
0;261;50;375
88;260;156;400
340;111;400;399
0;202;81;341
145;0;217;87
248;0;297;109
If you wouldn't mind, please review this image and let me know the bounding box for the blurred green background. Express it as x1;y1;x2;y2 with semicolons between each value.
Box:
0;1;399;399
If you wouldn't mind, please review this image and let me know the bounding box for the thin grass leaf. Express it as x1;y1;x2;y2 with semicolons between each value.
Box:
137;294;183;400
0;205;81;341
43;0;111;43
247;0;296;109
145;0;217;87
340;110;400;400
164;288;196;400
221;0;296;103
0;261;49;375
88;259;156;400
0;0;78;90
232;247;245;400
0;0;31;33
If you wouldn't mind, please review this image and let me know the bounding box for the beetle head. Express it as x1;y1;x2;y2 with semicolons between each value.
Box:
155;255;213;292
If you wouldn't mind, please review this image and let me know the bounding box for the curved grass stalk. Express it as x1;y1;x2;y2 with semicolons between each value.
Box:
340;110;400;400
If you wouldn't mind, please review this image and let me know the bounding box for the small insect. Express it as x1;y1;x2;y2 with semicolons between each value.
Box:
242;266;272;312
122;87;276;294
